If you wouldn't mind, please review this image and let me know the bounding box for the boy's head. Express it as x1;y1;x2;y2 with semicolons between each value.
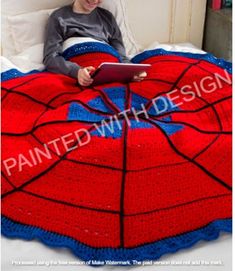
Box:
74;0;102;13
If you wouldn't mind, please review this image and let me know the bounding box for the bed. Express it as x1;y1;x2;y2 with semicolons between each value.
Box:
1;0;232;270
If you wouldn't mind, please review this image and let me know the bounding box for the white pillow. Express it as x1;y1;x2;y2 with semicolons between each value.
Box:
7;38;108;72
9;44;45;72
1;0;72;56
7;37;121;72
7;9;55;54
6;0;140;57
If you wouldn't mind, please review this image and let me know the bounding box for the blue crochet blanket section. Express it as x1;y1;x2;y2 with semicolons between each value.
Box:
1;69;41;82
62;42;122;61
1;42;232;83
2;216;232;265
132;48;232;74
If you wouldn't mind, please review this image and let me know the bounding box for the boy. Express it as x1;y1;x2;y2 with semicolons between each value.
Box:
43;0;146;86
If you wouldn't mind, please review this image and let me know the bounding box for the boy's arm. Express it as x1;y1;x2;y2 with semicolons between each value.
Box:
43;15;81;79
109;16;131;63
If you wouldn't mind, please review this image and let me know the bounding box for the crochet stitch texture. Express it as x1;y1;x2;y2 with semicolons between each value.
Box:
1;43;232;264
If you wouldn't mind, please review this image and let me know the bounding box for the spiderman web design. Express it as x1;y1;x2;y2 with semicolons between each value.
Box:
1;52;232;256
67;86;184;138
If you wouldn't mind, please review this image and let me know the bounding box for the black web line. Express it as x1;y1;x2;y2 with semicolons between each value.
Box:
119;84;130;248
142;59;231;191
1;116;120;200
2;77;51;118
2;111;134;216
2;75;45;91
2;64;231;165
60;98;114;116
2;212;231;250
21;189;119;215
2;87;54;109
4;131;192;217
30;128;124;172
1;171;16;189
30;119;120;171
1;92;10;102
10;126;191;179
144;58;232;116
145;60;231;165
144;59;199;65
126;116;219;164
32;85;120;130
188;93;224;161
125;193;231;217
145;60;202;110
1;128;91;199
2;96;190;217
143;56;231;78
134;78;175;85
147;95;232;120
141;59;221;90
2;126;121;215
1;80;128;206
2;120;97;137
2;87;112;131
2;78;84;136
139;117;232;191
1;84;229;192
125;216;232;249
174;61;231;135
134;60;232;127
5;164;228;218
31;127;191;174
192;135;220;160
146;60;201;109
196;60;232;77
32;89;84;130
48;90;84;104
165;60;202;92
65;158;122;171
30;114;122;160
2;90;123;136
154;118;231;134
91;86;121;114
144;58;231;174
67;158;188;173
1;57;233;244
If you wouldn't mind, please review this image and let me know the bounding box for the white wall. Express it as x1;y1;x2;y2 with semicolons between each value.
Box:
126;0;207;48
1;0;207;56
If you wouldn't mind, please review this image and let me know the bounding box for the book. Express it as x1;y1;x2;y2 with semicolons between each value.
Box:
222;0;232;8
211;0;222;10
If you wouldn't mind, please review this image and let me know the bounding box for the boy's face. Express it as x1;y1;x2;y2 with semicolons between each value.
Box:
76;0;102;13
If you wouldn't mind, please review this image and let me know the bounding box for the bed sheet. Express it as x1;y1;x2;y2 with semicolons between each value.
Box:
1;234;232;271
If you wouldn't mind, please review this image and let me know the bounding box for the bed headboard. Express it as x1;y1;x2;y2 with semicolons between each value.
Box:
1;0;207;56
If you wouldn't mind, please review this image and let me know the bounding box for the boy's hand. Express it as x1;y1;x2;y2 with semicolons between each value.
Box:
133;71;147;82
77;66;95;86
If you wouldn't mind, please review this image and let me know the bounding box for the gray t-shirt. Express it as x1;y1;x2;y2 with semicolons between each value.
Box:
43;5;130;78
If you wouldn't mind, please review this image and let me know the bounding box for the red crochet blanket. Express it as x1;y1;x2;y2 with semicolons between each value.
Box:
1;43;232;264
